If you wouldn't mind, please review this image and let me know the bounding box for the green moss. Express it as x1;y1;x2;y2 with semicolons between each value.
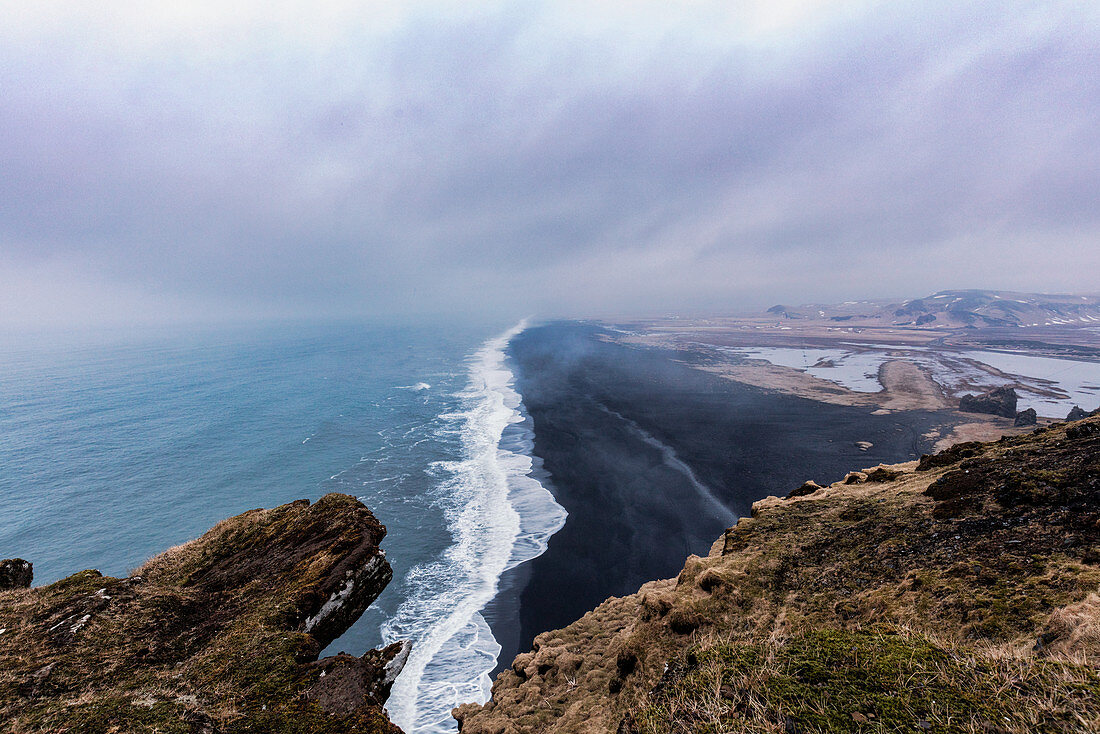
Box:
228;701;397;734
633;628;1100;734
45;569;110;594
21;697;197;734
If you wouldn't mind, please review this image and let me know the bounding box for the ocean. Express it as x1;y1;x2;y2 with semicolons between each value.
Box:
0;319;565;734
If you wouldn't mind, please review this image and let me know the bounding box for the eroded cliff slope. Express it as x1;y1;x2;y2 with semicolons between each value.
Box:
457;417;1100;733
0;493;404;733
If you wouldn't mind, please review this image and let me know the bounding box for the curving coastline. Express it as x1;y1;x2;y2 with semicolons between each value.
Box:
383;322;566;733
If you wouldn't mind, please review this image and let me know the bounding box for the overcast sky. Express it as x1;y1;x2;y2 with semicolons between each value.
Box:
2;1;1098;326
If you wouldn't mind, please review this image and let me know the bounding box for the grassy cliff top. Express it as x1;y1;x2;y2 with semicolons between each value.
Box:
457;416;1100;734
0;493;401;734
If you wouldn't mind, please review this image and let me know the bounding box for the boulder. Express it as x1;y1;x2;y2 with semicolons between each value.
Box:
0;559;32;590
959;386;1017;418
1014;408;1038;427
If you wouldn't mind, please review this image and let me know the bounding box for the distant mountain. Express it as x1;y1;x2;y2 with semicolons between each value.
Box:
769;289;1100;329
888;290;1100;328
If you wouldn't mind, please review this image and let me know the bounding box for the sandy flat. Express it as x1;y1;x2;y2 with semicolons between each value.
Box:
879;360;952;411
611;327;1027;450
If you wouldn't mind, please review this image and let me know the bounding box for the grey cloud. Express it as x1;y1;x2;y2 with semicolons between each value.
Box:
1;0;1098;325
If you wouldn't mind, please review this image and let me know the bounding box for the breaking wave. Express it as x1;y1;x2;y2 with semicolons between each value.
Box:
382;321;567;733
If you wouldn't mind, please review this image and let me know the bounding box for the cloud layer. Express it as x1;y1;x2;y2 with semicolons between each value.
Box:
2;1;1098;325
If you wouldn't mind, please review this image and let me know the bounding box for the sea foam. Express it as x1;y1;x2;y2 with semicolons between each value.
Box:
382;321;567;733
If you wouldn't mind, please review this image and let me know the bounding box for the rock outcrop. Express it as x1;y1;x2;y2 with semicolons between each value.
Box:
1068;405;1090;421
457;418;1100;734
0;559;32;590
958;385;1017;418
306;640;411;716
0;493;404;733
1014;407;1037;426
1066;405;1099;421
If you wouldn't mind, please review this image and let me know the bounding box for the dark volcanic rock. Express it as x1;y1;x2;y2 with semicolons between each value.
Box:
0;494;403;733
865;467;903;482
0;558;32;590
917;441;983;471
1067;405;1091;421
1067;421;1100;440
1014;408;1038;427
307;640;411;715
959;385;1017;418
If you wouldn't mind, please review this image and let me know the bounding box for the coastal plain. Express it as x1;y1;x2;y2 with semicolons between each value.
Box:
499;321;949;666
610;290;1100;445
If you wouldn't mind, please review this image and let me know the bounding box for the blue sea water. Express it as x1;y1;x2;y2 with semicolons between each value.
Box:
0;319;565;733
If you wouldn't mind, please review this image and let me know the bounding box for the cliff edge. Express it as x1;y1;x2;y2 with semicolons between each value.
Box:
0;493;405;733
456;417;1100;733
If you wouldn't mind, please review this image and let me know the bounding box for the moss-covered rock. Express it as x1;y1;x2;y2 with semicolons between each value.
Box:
0;494;403;733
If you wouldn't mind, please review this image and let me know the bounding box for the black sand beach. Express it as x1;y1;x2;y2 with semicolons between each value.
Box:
486;321;950;671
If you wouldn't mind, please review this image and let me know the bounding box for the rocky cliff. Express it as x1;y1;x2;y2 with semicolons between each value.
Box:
456;416;1100;733
0;493;405;733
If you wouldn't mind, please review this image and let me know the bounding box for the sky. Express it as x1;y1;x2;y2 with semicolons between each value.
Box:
1;0;1098;326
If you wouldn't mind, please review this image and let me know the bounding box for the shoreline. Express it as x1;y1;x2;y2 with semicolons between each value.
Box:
496;321;952;658
481;313;1100;682
383;322;565;734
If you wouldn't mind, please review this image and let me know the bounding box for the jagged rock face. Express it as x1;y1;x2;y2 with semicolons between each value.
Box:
1014;408;1038;426
457;419;1100;734
0;493;404;733
307;640;412;715
959;385;1017;418
0;559;32;590
1066;405;1099;421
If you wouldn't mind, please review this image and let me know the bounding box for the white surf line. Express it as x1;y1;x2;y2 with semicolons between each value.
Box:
384;320;566;734
597;403;737;525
